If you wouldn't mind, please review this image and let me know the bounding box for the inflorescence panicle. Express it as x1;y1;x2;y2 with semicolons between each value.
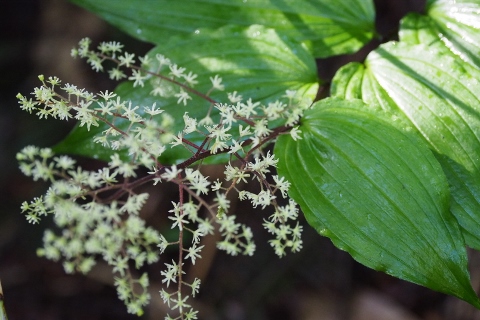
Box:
16;38;309;318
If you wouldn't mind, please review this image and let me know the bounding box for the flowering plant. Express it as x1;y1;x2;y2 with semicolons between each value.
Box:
16;0;480;318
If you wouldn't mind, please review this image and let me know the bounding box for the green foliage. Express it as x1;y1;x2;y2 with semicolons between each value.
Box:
54;24;319;163
0;301;6;320
332;42;480;174
70;0;375;57
332;41;480;252
17;0;480;316
401;0;480;68
275;98;479;306
0;302;6;319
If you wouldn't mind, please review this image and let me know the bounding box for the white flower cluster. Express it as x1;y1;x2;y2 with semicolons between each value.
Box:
70;38;217;109
17;146;158;316
17;38;310;318
222;153;303;257
17;74;175;172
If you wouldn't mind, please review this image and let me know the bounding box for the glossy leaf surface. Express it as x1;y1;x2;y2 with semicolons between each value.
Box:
70;0;376;58
400;0;480;67
275;98;480;306
54;25;318;163
436;155;480;250
332;42;480;173
331;42;480;249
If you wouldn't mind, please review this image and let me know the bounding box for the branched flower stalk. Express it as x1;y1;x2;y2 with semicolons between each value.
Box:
16;38;308;319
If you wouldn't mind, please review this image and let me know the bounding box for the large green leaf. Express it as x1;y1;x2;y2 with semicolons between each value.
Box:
332;42;480;173
54;25;319;164
400;0;480;68
70;0;376;58
331;42;480;249
436;155;480;250
275;97;480;307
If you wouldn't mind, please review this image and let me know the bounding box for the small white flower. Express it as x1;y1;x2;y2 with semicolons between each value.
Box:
118;52;135;67
54;155;76;170
128;69;147;87
190;278;201;297
161;165;182;181
157;234;169;254
227;91;242;103
253;119;272;137
211;179;223;192
234;98;259;118
228;140;244;154
283;89;297;99
209;75;225;91
182;71;198;86
138;54;151;67
183;112;197;134
290;127;302;140
108;67;126;80
170;133;184;148
169;64;186;78
143;103;163;116
155;53;171;67
198;115;214;126
272;175;291;198
239;125;252;137
185;244;204;265
175;90;192;106
168;202;189;231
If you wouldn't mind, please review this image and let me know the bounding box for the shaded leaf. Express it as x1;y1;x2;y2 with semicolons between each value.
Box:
436;155;480;250
70;0;376;58
275;97;480;306
54;25;318;164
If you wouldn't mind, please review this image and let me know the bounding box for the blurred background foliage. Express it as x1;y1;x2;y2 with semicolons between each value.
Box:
2;0;480;319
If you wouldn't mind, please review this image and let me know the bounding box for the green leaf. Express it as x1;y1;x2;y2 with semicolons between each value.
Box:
275;97;480;307
332;42;480;173
0;301;6;320
54;25;319;164
70;0;376;58
436;155;480;250
331;42;480;249
400;0;480;68
0;281;7;320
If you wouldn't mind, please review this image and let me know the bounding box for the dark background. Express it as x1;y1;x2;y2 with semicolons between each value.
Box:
1;0;480;319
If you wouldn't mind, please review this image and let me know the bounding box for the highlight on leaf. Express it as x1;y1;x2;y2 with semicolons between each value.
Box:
14;0;480;317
